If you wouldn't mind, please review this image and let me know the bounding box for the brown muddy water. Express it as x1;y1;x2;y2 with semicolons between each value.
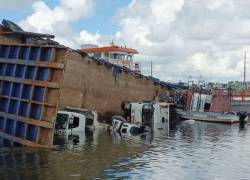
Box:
1;121;250;180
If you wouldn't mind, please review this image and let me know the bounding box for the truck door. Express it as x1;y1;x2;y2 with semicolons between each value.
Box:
121;101;131;123
142;103;153;127
68;116;80;132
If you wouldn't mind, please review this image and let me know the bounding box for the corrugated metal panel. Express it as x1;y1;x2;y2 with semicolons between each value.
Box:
0;44;68;148
209;93;230;113
186;90;192;111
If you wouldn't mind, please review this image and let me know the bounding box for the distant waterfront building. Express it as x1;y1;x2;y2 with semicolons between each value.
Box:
81;42;141;73
226;81;250;91
213;83;227;89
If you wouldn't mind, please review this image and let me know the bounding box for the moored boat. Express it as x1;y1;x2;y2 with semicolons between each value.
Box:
177;110;248;124
177;89;249;124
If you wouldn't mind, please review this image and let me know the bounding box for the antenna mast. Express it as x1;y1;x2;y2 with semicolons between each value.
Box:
150;60;153;76
244;51;247;89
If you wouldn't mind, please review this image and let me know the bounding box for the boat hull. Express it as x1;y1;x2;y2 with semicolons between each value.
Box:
177;111;248;124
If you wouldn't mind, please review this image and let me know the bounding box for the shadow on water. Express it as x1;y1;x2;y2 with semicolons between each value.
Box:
1;120;250;179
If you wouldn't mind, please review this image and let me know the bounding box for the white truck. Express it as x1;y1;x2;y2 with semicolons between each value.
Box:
130;102;175;131
54;106;99;135
111;102;176;136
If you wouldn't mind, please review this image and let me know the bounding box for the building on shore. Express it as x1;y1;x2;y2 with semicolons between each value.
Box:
81;42;141;74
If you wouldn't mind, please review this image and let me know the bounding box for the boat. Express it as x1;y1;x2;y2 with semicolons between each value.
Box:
178;110;248;124
177;90;249;124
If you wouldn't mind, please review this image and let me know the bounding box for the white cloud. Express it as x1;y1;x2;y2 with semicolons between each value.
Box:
19;0;99;49
150;0;184;25
207;0;235;11
79;30;101;45
114;0;250;83
16;0;250;83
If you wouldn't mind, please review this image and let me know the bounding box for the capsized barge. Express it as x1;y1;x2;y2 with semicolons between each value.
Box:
0;44;67;147
0;44;67;148
0;19;188;147
0;20;68;147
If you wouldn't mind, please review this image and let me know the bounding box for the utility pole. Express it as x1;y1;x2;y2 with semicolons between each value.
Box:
188;75;193;87
150;60;153;77
244;51;247;89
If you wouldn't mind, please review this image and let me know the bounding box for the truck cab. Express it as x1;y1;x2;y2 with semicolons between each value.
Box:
54;107;98;135
119;102;176;134
55;111;86;134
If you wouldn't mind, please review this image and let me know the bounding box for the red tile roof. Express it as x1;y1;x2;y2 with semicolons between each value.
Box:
81;45;139;54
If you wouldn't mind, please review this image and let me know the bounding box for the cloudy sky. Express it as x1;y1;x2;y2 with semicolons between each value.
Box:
1;0;249;83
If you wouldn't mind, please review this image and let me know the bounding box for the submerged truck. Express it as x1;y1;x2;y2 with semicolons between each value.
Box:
125;102;177;130
54;107;98;135
54;107;100;147
111;102;177;136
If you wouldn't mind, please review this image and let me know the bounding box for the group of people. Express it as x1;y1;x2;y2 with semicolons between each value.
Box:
162;91;187;111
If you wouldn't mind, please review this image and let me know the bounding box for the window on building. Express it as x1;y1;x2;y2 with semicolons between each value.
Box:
120;54;123;60
127;55;132;61
135;63;140;68
110;53;114;59
104;53;109;60
114;53;118;59
93;53;101;59
114;53;124;60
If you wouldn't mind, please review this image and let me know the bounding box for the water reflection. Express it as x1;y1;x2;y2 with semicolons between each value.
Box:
0;128;149;180
103;122;250;180
1;122;250;180
54;130;99;150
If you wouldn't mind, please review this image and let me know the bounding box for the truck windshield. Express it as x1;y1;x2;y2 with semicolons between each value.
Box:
55;113;68;130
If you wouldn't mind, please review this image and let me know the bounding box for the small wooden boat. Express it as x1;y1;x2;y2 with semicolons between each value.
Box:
177;110;248;124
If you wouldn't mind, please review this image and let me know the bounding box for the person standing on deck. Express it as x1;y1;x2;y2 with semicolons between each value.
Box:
168;95;173;103
181;94;187;111
162;92;168;102
173;93;179;105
